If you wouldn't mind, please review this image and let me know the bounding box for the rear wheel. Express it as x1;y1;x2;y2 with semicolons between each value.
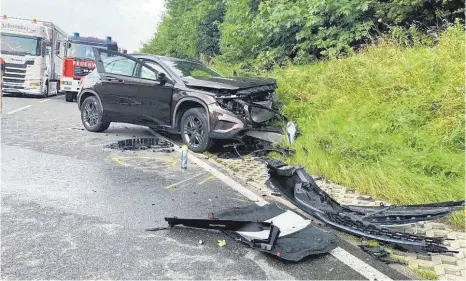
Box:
65;91;74;102
180;108;213;153
80;96;110;132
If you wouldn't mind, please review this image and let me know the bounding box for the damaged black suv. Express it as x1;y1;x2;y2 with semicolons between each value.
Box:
77;48;287;152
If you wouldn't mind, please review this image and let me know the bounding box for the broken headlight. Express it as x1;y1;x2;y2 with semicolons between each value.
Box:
217;98;246;117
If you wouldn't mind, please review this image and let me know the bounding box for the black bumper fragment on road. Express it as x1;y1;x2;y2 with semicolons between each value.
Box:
158;204;337;262
264;158;464;254
105;137;174;152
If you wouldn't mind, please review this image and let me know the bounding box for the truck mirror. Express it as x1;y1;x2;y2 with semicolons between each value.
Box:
55;41;60;51
67;42;72;49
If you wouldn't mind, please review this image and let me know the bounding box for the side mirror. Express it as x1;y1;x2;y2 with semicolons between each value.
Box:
157;72;167;85
67;42;72;49
55;41;60;53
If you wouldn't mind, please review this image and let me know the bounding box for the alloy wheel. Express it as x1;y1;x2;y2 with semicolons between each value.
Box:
83;101;100;128
183;115;204;148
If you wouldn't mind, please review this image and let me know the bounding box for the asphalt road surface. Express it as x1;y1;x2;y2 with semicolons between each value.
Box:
1;94;409;280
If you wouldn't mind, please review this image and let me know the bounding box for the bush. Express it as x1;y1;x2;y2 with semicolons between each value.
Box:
268;24;465;228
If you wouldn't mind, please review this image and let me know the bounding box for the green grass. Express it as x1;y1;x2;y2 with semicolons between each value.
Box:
412;268;438;280
214;24;465;229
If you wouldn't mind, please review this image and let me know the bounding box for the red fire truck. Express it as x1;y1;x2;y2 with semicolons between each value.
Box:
61;33;119;102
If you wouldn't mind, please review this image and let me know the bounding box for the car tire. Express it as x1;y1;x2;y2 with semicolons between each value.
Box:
65;91;74;102
80;96;110;132
180;107;213;153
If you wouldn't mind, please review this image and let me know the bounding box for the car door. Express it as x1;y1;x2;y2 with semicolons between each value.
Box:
135;60;174;125
92;48;156;124
93;48;141;122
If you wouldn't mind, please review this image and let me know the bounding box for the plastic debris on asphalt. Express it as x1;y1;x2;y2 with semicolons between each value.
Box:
217;240;226;247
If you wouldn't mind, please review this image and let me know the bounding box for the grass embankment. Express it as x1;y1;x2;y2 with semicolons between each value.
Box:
216;25;465;228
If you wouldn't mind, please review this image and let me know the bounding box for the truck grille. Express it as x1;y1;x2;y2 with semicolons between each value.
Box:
2;62;32;91
5;62;28;69
3;78;24;83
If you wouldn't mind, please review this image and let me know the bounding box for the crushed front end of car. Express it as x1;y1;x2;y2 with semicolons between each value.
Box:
207;82;297;145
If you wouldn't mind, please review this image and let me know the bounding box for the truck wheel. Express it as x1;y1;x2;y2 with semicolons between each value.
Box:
180;108;213;153
65;91;74;102
80;96;110;132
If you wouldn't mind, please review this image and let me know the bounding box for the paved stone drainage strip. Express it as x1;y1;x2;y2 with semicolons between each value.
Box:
209;154;466;280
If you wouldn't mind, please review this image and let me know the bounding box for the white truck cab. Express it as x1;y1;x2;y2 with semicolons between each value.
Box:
1;16;66;97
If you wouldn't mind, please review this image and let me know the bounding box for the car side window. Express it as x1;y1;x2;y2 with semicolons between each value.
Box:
103;60;116;73
103;55;136;76
139;61;167;80
145;61;165;74
140;65;156;80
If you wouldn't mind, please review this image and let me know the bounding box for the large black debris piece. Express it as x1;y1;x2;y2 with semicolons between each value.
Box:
263;157;465;254
217;137;295;159
160;204;337;262
105;137;174;151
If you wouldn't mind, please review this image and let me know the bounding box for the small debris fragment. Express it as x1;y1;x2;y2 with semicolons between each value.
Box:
198;240;203;245
218;240;226;247
359;245;401;264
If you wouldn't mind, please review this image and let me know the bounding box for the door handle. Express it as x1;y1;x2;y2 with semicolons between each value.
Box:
105;76;124;83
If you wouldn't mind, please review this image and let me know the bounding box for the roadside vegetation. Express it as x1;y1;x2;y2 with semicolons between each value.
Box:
142;0;465;228
273;25;465;228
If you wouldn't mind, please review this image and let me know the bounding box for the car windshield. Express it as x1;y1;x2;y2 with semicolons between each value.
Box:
159;58;221;78
1;34;40;56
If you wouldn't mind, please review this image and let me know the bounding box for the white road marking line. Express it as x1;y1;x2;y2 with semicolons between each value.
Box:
330;247;392;280
39;99;51;103
147;129;267;205
147;128;394;280
6;105;33;115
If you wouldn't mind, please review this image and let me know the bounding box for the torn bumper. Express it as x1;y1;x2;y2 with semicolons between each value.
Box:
154;204;337;262
264;158;465;254
208;101;292;144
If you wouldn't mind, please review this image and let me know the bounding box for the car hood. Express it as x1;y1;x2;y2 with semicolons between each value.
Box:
182;76;277;92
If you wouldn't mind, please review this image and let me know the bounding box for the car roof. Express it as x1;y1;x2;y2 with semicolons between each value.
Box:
130;53;203;64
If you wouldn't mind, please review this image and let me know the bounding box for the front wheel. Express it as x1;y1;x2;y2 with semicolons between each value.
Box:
180;108;213;153
65;91;74;102
80;96;110;132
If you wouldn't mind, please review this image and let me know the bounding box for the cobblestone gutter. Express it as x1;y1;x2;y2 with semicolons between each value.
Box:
209;155;465;281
